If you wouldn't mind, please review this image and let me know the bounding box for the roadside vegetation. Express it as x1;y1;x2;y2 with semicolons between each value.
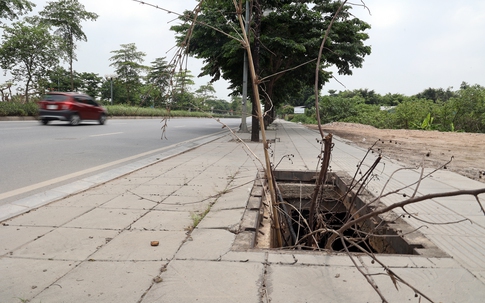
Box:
281;82;485;133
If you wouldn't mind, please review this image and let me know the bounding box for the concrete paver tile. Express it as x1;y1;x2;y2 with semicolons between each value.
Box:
0;226;53;256
220;251;267;263
212;188;252;211
196;208;245;229
129;184;181;198
0;258;79;302
91;229;187;261
5;206;92;227
64;208;148;230
0;204;29;222
51;193;118;208
101;193;159;210
10;227;118;260
33;261;161;303
176;229;235;260
172;185;219;198
144;176;190;186
130;210;192;231
154;195;213;213
371;266;485;302
142;260;264;303
267;264;380;303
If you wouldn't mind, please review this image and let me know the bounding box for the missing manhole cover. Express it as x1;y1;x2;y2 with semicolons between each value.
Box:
235;170;447;258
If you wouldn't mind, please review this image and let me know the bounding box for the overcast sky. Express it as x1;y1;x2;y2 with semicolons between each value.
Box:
5;0;485;100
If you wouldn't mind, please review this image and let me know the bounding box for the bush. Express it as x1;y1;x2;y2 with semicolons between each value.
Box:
291;114;316;124
0;101;38;116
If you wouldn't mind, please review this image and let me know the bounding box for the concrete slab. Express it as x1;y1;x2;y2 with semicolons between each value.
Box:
90;229;187;261
267;263;381;303
10;228;118;260
141;260;264;303
144;176;190;186
211;188;252;211
220;251;267;263
0;203;29;222
268;252;355;267
172;185;220;198
370;266;485;302
33;261;161;303
129;184;181;197
0;226;53;256
63;208;148;230
100;193;159;210
197;208;245;229
130;210;192;231
51;193;118;208
154;195;213;213
4;205;92;227
0;258;79;302
176;229;235;260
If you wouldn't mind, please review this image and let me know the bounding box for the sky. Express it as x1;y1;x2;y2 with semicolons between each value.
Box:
3;0;485;100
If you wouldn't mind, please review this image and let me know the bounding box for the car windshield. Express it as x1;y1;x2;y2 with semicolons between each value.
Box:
43;94;69;102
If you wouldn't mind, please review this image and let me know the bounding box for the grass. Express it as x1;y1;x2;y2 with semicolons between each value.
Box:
0;102;237;119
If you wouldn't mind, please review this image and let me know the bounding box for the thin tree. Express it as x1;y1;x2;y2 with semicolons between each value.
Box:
39;0;98;91
109;43;146;105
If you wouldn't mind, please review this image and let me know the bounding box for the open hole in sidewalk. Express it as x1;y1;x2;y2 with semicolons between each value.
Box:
237;170;446;257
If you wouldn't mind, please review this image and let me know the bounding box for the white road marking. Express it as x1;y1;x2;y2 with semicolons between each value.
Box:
89;132;123;137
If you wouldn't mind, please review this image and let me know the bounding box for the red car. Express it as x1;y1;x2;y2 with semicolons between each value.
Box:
38;92;107;126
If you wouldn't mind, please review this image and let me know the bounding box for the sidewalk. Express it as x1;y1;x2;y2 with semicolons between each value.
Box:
1;120;484;302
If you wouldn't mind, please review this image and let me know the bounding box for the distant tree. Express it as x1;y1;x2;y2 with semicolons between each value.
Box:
0;21;60;102
195;83;216;100
145;57;172;106
172;70;195;93
43;66;72;92
0;0;34;23
39;0;98;90
109;43;146;105
78;72;102;98
414;87;455;102
451;84;485;132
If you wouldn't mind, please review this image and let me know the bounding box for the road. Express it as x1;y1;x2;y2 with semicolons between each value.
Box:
0;117;244;205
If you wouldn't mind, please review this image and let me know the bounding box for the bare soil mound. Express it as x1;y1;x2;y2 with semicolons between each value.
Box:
306;122;485;183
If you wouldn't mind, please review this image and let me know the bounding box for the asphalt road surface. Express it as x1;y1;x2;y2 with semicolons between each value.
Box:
0;117;244;205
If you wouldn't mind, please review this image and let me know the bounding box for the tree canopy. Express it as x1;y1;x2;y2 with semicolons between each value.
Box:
0;21;60;102
171;0;371;134
39;0;98;90
0;0;34;23
109;43;147;105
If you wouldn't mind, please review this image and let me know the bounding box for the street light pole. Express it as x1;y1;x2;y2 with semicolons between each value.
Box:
110;77;113;105
239;0;250;133
105;74;117;105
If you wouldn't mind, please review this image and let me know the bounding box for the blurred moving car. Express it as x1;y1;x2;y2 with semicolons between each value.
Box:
38;92;107;126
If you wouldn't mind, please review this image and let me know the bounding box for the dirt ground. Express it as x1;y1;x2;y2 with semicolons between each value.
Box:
306;122;485;184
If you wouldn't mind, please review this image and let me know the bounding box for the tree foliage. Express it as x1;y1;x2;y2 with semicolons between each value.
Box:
172;0;371;125
0;0;34;23
0;21;60;102
39;0;98;90
109;43;146;105
287;83;485;133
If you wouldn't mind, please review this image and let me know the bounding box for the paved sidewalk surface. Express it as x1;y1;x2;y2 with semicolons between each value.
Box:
1;120;485;302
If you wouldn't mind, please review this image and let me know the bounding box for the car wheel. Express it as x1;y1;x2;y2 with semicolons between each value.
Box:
41;119;49;125
98;113;107;125
70;114;80;126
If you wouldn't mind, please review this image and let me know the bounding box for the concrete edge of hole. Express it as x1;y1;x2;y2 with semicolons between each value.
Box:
233;170;449;259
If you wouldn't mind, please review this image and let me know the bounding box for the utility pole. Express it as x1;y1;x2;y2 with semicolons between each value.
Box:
239;0;250;133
